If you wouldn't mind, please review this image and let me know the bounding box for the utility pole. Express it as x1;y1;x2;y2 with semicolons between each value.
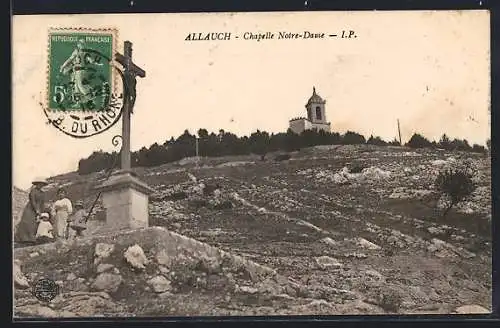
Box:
195;136;199;157
397;119;402;145
195;136;199;168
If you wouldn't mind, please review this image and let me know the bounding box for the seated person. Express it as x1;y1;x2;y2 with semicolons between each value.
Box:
35;212;54;244
67;201;87;239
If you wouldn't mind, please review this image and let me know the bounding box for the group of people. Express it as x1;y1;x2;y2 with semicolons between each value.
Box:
14;177;88;247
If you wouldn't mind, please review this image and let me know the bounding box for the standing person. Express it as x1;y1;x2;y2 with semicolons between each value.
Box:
51;188;73;239
14;177;48;246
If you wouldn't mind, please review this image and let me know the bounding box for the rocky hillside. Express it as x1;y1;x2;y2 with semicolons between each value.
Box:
13;145;492;317
12;186;28;231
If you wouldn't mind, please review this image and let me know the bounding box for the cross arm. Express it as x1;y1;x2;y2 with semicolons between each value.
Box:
115;52;146;78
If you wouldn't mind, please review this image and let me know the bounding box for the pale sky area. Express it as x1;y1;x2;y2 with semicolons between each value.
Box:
12;11;490;190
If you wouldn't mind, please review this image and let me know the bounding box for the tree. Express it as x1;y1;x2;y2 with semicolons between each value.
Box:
269;132;288;152
197;128;209;139
388;138;401;146
367;135;388;146
327;132;342;145
284;129;302;152
406;133;432;148
471;144;486;153
438;134;451;150
78;126;483;176
249;130;271;160
434;164;476;218
300;129;321;148
486;139;491;152
220;131;241;156
317;130;331;145
342;131;366;145
450;138;471;152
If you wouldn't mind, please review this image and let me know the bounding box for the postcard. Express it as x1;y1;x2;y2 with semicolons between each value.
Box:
12;11;491;318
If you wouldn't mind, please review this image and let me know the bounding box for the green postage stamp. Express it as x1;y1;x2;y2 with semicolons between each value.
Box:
47;28;117;111
45;28;124;138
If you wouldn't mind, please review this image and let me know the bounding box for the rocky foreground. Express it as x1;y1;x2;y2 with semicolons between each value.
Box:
14;227;385;317
13;145;492;317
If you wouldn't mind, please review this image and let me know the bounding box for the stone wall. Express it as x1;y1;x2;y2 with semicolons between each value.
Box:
14;226;276;279
289;118;312;135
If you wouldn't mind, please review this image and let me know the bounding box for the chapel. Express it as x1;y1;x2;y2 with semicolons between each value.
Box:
289;87;331;134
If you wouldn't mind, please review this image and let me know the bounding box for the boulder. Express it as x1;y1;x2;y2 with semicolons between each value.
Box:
94;243;115;264
454;305;489;314
124;244;148;270
16;305;57;317
66;273;77;281
320;237;337;246
91;273;123;293
147;276;172;293
315;256;343;270
14;261;30;289
357;238;382;250
96;263;115;274
156;249;173;267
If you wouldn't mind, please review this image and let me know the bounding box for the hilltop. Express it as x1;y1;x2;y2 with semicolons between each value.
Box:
13;144;492;317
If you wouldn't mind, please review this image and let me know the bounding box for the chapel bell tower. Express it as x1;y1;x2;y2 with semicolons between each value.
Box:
306;87;327;124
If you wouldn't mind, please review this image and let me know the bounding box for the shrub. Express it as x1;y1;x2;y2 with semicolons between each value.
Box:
211;200;234;210
434;163;476;217
471;144;486;153
367;135;388;146
450;138;472;152
349;162;366;173
188;198;209;209
388;138;401;146
378;290;403;313
406;133;432;148
166;191;188;201
203;184;221;196
438;134;452;150
284;129;302;152
275;154;291;161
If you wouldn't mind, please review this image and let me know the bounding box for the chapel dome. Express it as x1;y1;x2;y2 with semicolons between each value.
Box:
306;87;326;106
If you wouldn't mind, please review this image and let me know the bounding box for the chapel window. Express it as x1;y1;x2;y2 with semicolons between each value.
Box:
316;107;322;120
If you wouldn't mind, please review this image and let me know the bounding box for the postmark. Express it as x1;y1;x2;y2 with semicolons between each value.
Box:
31;278;59;302
44;28;125;138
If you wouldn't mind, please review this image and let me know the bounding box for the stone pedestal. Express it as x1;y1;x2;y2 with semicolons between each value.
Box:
95;170;155;231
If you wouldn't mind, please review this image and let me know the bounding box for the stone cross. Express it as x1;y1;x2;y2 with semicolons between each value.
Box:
115;41;146;171
94;40;153;233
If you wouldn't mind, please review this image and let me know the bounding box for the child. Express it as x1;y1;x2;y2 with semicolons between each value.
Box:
35;212;54;244
67;201;87;239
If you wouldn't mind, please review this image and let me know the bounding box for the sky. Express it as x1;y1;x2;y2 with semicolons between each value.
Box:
12;11;490;190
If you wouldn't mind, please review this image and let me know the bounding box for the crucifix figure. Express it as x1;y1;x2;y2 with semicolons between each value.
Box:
115;41;146;171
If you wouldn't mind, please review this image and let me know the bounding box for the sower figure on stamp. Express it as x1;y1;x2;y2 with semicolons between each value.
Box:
59;39;103;107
